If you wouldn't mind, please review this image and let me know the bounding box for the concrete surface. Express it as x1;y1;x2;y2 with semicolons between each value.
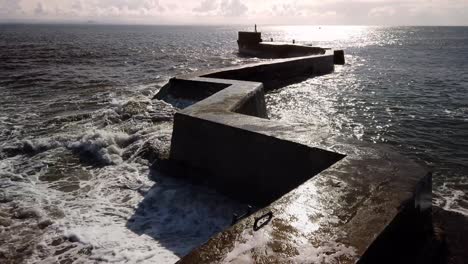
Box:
153;42;431;263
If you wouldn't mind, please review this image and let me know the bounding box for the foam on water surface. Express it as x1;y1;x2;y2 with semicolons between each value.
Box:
0;89;247;263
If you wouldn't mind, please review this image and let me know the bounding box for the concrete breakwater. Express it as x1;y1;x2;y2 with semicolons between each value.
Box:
154;35;432;263
237;31;345;65
155;49;341;206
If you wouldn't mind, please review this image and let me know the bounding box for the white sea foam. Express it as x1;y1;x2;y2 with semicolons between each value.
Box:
293;242;357;264
434;179;468;216
66;130;138;165
0;92;247;263
223;223;356;264
27;157;244;263
223;225;273;263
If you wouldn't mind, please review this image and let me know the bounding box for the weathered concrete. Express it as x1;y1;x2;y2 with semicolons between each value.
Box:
166;76;345;205
154;38;431;263
155;51;341;206
178;148;431;263
155;49;336;103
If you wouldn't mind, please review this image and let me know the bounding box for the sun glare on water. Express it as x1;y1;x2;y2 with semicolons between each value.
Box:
263;25;373;47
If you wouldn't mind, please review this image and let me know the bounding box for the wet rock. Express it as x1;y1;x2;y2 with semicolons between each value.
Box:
122;137;170;164
137;138;169;163
148;100;176;122
120;100;148;119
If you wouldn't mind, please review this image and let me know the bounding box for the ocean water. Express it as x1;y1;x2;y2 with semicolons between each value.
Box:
0;24;467;263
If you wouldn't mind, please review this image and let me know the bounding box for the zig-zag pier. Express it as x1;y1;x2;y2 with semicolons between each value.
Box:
153;31;432;263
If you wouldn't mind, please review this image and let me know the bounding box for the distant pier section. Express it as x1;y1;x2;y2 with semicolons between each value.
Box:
237;31;345;64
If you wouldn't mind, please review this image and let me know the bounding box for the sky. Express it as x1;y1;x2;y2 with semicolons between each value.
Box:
0;0;467;25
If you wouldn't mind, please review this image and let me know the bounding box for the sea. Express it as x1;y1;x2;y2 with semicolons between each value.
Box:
0;24;467;263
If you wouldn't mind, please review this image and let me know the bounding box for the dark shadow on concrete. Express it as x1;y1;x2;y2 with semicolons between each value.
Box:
156;78;229;102
166;116;346;206
126;167;248;258
357;203;433;264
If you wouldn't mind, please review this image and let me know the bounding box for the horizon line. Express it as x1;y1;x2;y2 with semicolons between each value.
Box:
1;20;468;27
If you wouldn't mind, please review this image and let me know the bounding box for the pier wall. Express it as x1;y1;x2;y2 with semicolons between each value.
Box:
167;75;345;205
154;47;431;263
237;31;345;64
171;111;344;205
155;50;335;103
203;52;334;90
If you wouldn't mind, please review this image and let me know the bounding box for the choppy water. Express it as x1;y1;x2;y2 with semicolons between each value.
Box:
0;25;467;263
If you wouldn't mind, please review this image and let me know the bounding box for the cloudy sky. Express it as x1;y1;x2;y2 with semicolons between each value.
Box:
1;0;467;25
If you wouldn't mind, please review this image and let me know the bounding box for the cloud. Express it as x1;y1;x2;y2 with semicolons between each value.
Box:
220;0;247;16
368;6;396;17
192;0;248;17
166;3;178;11
96;0;165;12
269;2;305;17
193;0;218;12
0;0;467;25
92;0;166;15
11;0;168;19
0;0;22;15
71;0;82;11
34;2;46;15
